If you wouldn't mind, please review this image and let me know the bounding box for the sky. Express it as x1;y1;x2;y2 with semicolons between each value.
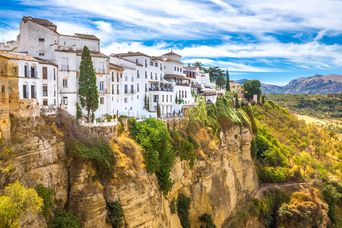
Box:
1;0;342;85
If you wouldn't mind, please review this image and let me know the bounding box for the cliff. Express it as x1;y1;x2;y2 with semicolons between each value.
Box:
0;116;258;227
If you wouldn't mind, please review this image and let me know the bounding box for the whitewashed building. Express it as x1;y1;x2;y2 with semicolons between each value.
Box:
1;16;225;121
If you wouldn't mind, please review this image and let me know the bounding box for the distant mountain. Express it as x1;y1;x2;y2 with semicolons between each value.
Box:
235;74;342;94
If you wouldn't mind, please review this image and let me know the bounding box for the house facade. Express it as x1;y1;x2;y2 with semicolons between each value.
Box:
0;16;225;126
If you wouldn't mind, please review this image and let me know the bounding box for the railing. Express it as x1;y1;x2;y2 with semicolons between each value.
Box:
96;69;106;74
98;89;108;95
60;65;69;71
149;88;173;92
124;90;136;94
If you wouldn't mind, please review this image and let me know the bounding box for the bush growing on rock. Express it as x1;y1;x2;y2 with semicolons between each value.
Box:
129;118;174;194
177;194;191;228
49;210;80;228
106;201;124;228
35;184;55;221
198;213;216;228
0;181;43;228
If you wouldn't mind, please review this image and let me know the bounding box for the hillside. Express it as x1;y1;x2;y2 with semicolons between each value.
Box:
262;74;342;94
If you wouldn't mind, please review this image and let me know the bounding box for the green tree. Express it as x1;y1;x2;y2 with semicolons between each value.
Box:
79;46;99;122
0;181;43;228
50;210;80;228
205;67;225;88
106;201;124;228
177;194;191;228
243;80;261;100
225;70;230;92
192;62;203;69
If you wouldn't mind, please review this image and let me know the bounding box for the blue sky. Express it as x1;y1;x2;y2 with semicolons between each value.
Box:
1;0;342;85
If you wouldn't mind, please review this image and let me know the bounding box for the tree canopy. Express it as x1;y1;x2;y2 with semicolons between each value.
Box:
205;66;226;89
243;80;261;100
79;46;99;122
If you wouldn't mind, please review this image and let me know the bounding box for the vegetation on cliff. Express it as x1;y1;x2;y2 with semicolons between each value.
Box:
106;201;124;228
0;181;43;228
129;118;175;194
177;193;191;228
50;210;80;228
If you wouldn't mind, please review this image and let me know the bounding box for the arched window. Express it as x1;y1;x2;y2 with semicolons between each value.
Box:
23;82;29;99
31;64;37;78
31;83;37;98
24;64;29;77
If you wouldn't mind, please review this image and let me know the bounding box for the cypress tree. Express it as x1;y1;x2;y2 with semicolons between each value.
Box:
79;46;99;122
225;69;230;92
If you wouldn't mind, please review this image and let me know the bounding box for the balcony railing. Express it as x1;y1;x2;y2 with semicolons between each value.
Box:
149;88;173;92
124;90;136;94
60;65;70;71
98;89;108;95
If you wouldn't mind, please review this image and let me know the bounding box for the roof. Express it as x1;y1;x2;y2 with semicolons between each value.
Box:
113;52;150;58
76;51;109;58
109;63;124;71
110;55;143;66
0;51;37;61
151;56;164;61
162;51;181;57
34;57;58;67
22;16;57;32
74;33;99;41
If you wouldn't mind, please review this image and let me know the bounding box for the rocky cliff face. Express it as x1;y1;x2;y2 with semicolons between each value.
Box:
1;117;258;227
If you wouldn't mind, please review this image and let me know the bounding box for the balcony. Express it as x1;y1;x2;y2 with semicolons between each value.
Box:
98;89;108;95
149;87;173;92
60;65;70;71
124;90;136;95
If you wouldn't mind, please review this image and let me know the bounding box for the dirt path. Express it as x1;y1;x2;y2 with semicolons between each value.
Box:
254;181;309;199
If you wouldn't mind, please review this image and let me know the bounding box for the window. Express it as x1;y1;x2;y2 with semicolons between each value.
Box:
30;65;36;78
24;65;29;77
117;84;119;94
155;73;157;80
145;59;147;67
145;83;147;92
61;57;69;71
174;66;176;71
131;85;134;93
124;85;128;93
63;79;68;88
124;98;127;103
31;85;36;98
43;99;48;106
63;96;68;105
137;83;139;92
145;71;147;78
53;68;56;80
150;72;152;79
13;66;17;74
38;38;45;42
39;53;44;56
43;84;48;96
99;81;104;91
153;95;158;102
185;91;187;98
23;84;28;98
100;97;104;104
137;70;140;78
136;59;138;64
1;85;5;93
117;73;120;82
42;67;48;79
112;84;114;94
166;95;168;102
112;72;114;81
170;95;172;102
162;95;164;102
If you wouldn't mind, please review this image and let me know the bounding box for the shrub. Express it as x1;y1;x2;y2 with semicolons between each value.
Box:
129;118;175;194
35;184;55;221
170;130;197;167
68;137;115;181
322;181;342;225
106;201;124;228
177;194;191;228
259;166;290;183
254;189;290;227
0;181;43;228
49;210;80;228
198;213;216;228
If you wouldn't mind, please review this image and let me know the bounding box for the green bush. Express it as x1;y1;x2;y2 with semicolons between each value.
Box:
129;118;175;194
169;199;177;214
177;194;191;228
259;166;290;183
198;213;216;228
322;181;342;226
68;137;115;181
170;130;197;167
35;184;54;221
254;189;290;227
106;201;124;228
49;210;80;228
